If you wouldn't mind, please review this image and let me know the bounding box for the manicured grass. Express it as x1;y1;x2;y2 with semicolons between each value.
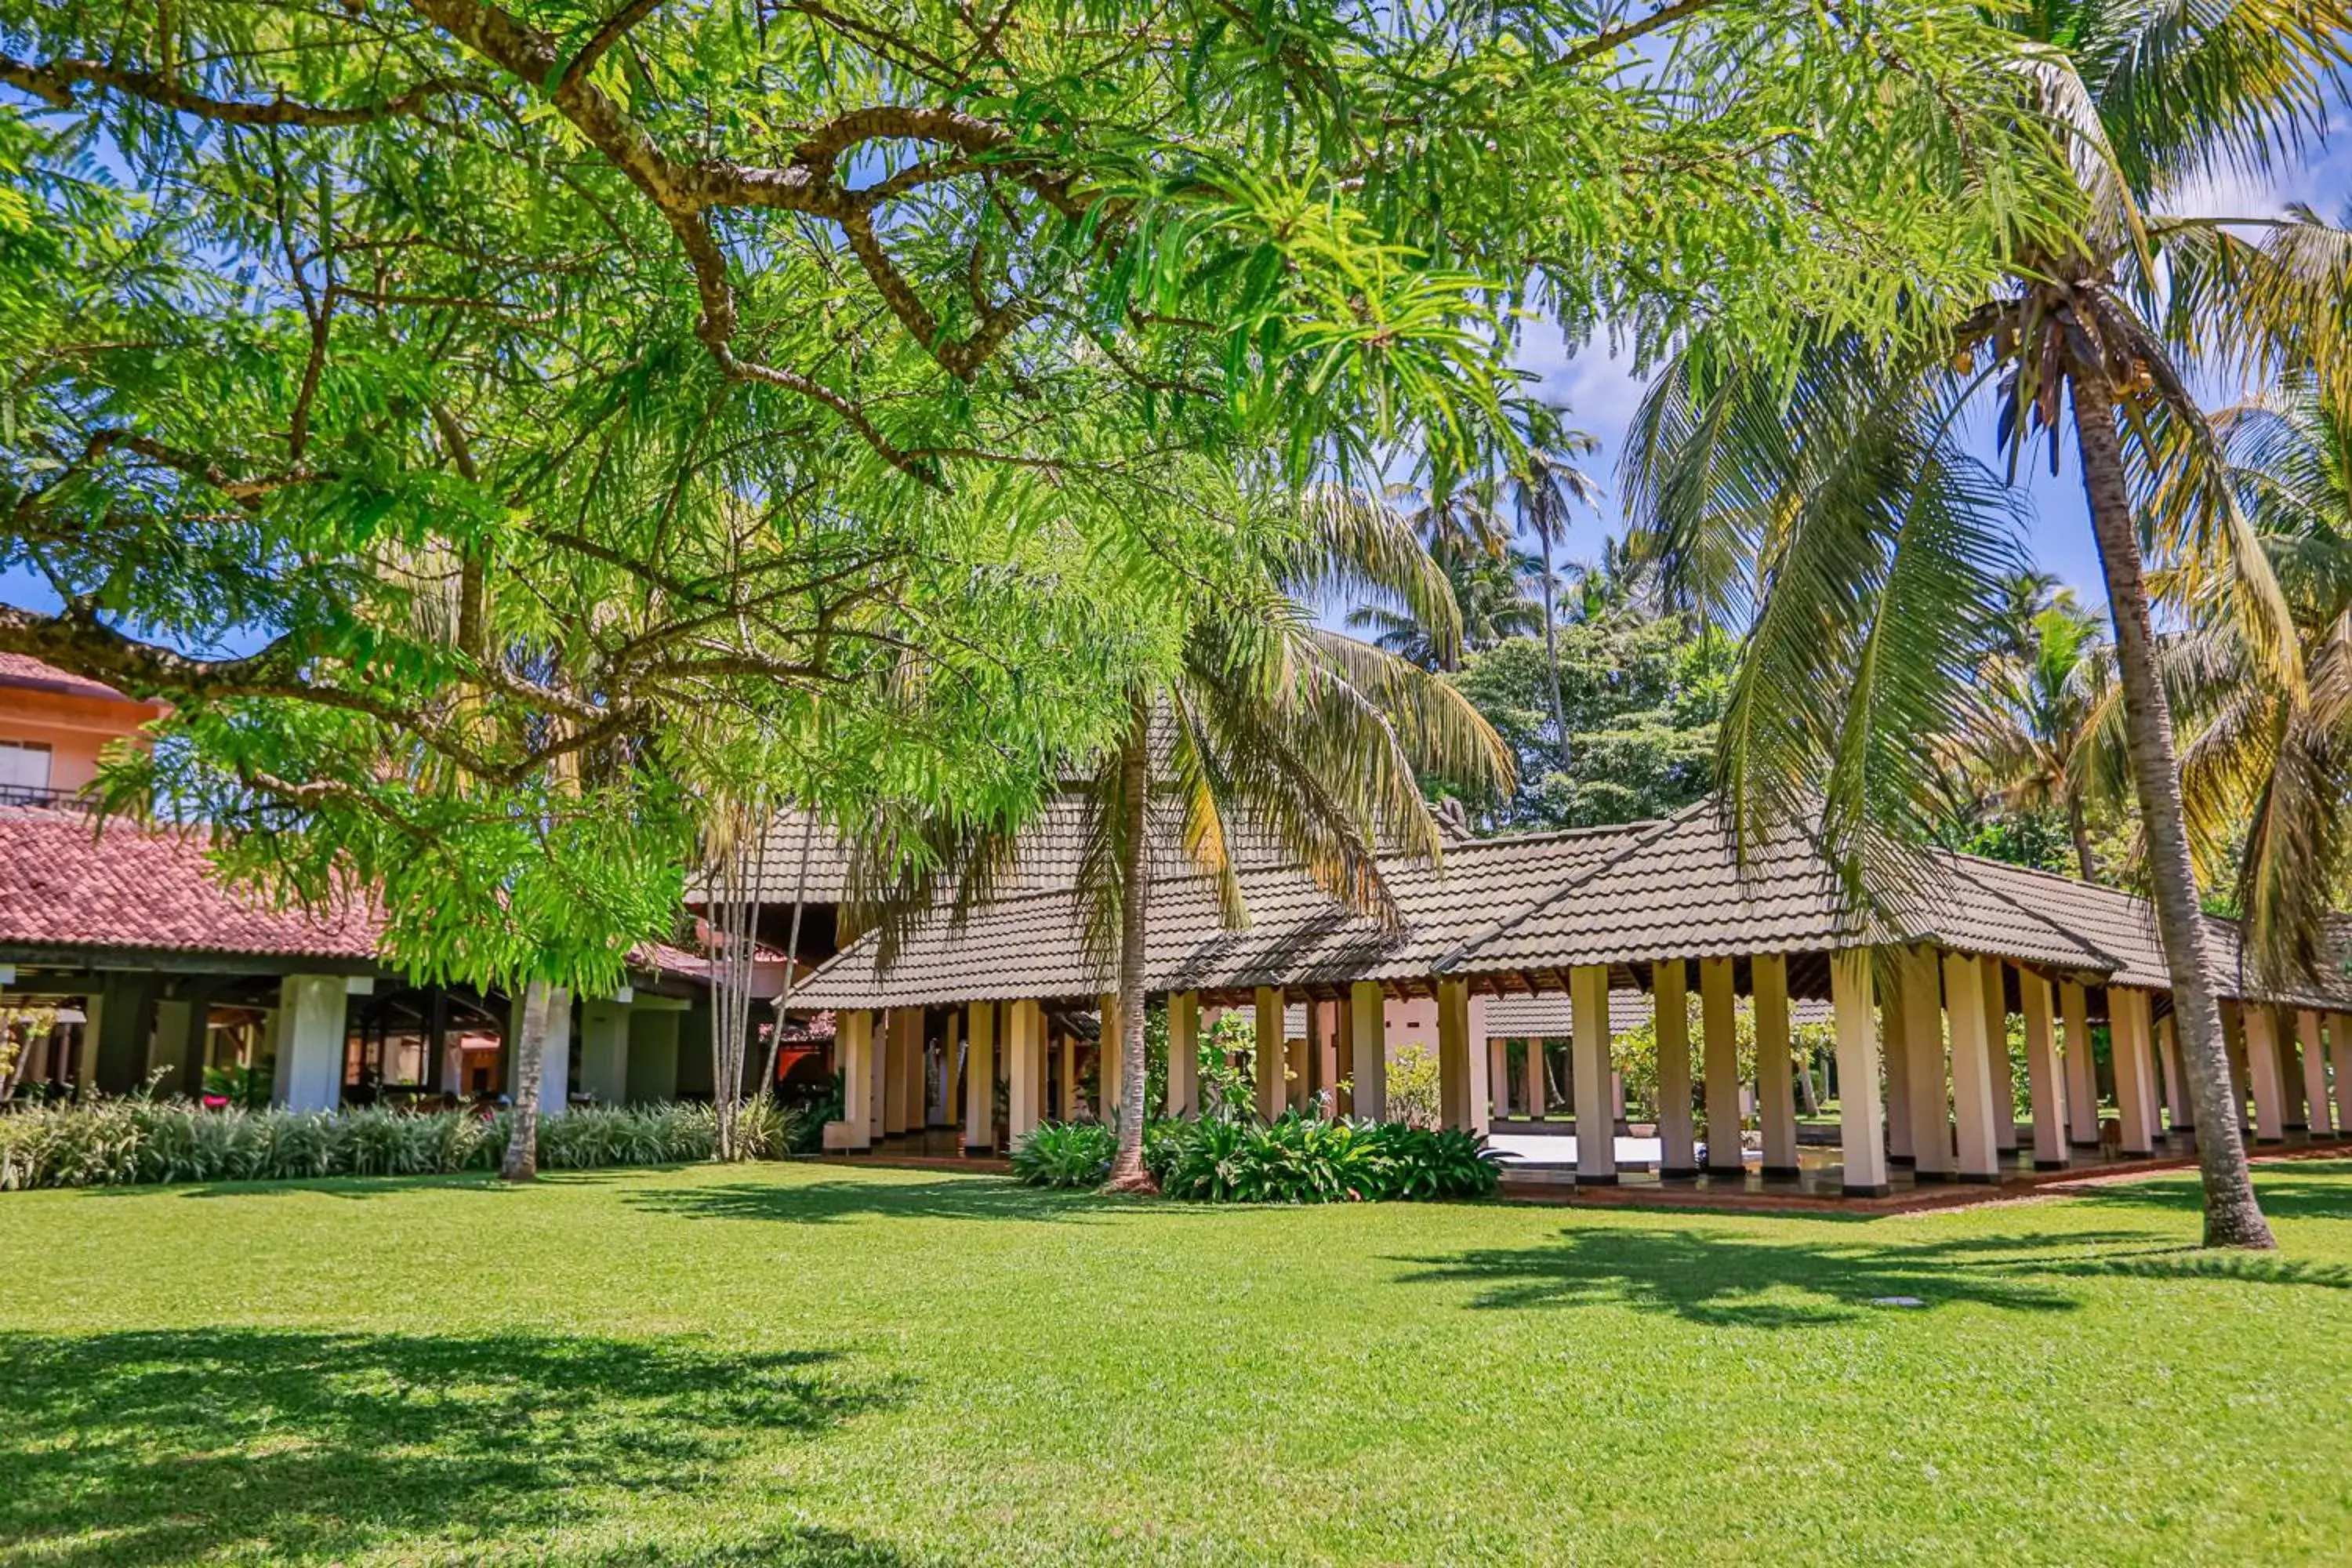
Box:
5;1161;2352;1565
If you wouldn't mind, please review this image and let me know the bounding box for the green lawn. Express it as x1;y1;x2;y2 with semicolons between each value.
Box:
5;1162;2352;1566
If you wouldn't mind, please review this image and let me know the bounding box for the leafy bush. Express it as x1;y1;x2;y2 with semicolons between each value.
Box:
1009;1120;1115;1188
1386;1043;1443;1128
0;1097;804;1191
1150;1112;1500;1203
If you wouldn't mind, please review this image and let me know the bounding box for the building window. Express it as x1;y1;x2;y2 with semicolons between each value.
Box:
0;740;53;800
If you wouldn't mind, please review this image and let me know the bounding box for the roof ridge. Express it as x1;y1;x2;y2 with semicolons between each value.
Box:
1940;852;2126;974
1432;806;1703;975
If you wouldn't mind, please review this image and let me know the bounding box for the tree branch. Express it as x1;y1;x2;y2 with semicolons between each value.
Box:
0;53;491;125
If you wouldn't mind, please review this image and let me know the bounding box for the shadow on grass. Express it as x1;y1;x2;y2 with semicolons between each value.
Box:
2071;1160;2352;1223
623;1176;1174;1227
0;1329;909;1566
66;1169;666;1201
1398;1207;2352;1326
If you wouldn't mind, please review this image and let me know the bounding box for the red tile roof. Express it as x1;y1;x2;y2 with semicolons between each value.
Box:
0;654;164;709
0;806;381;960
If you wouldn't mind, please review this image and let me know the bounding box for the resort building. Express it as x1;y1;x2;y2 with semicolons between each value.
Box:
782;802;2352;1198
0;658;743;1112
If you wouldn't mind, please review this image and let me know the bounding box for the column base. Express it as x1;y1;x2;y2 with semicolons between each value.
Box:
1887;1152;1916;1167
1705;1164;1747;1178
2069;1138;2102;1149
2032;1158;2071;1171
1658;1166;1700;1180
1760;1164;1802;1180
2255;1136;2288;1145
1576;1172;1619;1186
1911;1169;1952;1183
1842;1181;1892;1198
1957;1171;2001;1185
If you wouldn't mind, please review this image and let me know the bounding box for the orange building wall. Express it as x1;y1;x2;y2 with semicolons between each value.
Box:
0;684;162;791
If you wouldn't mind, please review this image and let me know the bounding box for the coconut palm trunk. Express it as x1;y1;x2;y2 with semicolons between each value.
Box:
1537;532;1573;779
2070;369;2274;1250
501;977;556;1182
1105;702;1157;1193
2067;795;2097;883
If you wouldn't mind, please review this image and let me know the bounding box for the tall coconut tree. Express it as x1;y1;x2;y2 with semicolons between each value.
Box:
2113;383;2352;985
1965;584;2111;880
856;485;1513;1191
1507;420;1605;776
1347;532;1544;666
1625;4;2352;1248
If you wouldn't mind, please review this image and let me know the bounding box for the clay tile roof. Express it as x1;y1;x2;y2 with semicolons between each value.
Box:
0;806;380;960
1437;805;2116;980
0;654;162;708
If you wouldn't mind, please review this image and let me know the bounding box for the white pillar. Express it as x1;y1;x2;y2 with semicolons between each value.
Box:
833;1010;875;1149
2112;989;2158;1156
579;996;630;1105
2020;968;2067;1169
1831;950;1888;1196
1900;946;1951;1178
276;973;348;1112
2061;980;2100;1147
1254;985;1285;1121
1754;953;1798;1178
1437;977;1483;1133
2298;1010;2332;1138
1980;957;2018;1153
1098;993;1124;1131
964;1001;997;1151
1523;1034;1548;1120
2158;1014;2194;1134
1700;956;1743;1174
535;988;573;1115
1167;993;1199;1119
2243;1002;2287;1143
1570;964;1615;1184
1653;960;1696;1177
1007;1000;1041;1142
2332;1013;2352;1136
1882;975;1913;1164
1488;1036;1510;1120
1349;982;1385;1120
1944;951;2001;1182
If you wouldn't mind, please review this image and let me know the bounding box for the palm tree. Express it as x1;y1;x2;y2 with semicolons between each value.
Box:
1625;5;2352;1249
1507;421;1604;775
1347;476;1539;668
1966;583;2111;880
861;488;1513;1191
2138;383;2352;984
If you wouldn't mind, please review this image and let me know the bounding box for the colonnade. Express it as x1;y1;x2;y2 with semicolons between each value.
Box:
822;956;2352;1191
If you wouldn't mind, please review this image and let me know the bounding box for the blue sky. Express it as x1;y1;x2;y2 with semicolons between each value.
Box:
1506;135;2352;609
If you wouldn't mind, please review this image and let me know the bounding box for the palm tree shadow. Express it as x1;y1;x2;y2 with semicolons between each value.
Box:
623;1176;1178;1226
0;1328;911;1566
1388;1219;2352;1327
2070;1161;2352;1224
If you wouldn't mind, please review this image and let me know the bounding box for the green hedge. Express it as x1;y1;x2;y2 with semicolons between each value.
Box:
1010;1112;1502;1203
0;1098;801;1190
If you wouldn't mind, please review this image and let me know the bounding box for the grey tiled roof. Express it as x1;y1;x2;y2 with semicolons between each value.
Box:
786;797;2352;1014
1434;805;2115;980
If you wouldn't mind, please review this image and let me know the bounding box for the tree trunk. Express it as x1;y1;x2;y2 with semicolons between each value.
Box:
1105;701;1157;1194
2067;794;2098;883
2070;369;2274;1249
1538;529;1573;779
502;978;554;1182
759;814;819;1094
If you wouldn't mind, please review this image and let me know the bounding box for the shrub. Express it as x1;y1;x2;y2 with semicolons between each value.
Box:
1009;1120;1115;1188
1150;1112;1501;1203
0;1096;801;1191
1386;1043;1443;1128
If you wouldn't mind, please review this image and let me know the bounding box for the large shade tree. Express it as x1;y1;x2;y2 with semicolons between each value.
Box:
7;0;2078;1167
1626;0;2352;1247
